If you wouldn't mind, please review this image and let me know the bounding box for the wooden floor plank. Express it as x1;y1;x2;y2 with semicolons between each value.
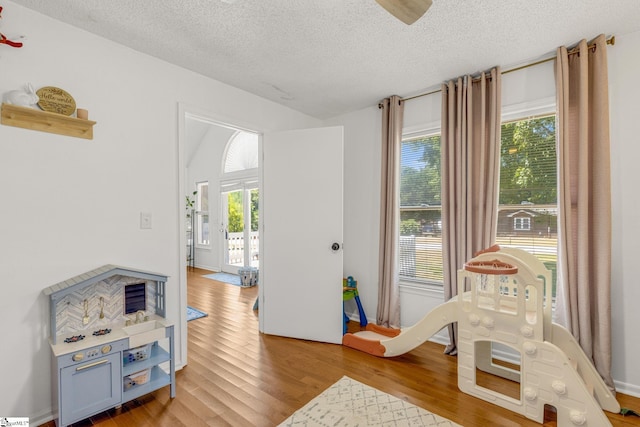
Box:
39;267;640;427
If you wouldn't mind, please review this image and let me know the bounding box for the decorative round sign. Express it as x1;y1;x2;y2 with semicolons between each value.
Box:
36;86;76;116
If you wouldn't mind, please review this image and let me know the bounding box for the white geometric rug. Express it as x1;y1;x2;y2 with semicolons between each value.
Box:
279;376;461;427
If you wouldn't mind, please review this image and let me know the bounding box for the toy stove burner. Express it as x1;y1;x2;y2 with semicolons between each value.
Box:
64;335;85;343
92;328;112;337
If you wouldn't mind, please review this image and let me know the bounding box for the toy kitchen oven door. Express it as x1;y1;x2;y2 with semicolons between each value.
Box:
57;339;128;426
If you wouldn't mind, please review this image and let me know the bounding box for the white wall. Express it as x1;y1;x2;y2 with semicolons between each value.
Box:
0;2;319;422
185;123;237;271
332;32;640;396
326;106;381;324
608;30;640;396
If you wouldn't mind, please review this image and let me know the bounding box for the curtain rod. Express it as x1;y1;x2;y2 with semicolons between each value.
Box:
390;35;615;105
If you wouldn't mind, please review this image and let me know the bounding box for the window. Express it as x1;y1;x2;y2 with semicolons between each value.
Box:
224;131;258;174
195;181;209;246
513;217;531;231
497;114;557;295
398;114;558;292
399;133;442;285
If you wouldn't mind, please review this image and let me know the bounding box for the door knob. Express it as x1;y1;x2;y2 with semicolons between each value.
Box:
331;243;340;251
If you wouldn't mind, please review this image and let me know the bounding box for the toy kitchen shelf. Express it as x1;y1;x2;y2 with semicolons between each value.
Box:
122;340;173;402
1;103;96;140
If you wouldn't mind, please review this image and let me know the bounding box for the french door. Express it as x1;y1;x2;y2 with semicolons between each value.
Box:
220;182;259;273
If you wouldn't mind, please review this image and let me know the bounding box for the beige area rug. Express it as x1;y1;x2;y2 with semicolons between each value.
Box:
279;376;461;427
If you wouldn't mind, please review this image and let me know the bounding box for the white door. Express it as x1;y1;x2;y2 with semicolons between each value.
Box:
260;126;343;344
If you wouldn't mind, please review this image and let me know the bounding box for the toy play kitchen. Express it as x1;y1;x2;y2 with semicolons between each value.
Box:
43;265;175;427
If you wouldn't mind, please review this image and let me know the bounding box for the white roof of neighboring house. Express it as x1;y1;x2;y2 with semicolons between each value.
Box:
506;209;538;218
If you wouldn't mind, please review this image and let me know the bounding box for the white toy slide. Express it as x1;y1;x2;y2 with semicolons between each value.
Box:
342;246;620;426
342;298;458;357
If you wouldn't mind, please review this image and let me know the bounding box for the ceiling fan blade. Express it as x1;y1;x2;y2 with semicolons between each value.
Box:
375;0;433;25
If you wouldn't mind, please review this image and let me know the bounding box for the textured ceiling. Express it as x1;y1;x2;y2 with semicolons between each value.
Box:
10;0;640;119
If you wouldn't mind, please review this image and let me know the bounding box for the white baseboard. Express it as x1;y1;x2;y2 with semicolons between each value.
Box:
28;408;55;427
344;312;367;325
614;380;640;399
194;263;218;272
428;333;450;347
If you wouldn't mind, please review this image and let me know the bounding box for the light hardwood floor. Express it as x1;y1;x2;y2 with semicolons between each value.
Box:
42;267;640;426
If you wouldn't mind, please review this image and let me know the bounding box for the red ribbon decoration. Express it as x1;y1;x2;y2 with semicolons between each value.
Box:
0;5;23;48
1;33;23;48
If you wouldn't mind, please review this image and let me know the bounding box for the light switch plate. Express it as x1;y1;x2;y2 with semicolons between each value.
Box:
140;212;152;229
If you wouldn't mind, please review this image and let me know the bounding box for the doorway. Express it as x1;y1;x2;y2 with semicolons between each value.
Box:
178;104;262;366
182;117;258;273
179;104;344;367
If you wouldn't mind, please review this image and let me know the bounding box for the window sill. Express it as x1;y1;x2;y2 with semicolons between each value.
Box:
399;281;445;297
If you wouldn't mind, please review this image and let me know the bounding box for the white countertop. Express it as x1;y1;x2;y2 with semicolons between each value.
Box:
50;316;173;357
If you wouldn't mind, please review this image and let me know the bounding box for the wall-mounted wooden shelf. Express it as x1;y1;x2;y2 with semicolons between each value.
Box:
1;103;96;140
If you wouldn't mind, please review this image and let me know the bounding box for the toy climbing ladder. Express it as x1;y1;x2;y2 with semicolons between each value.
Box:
457;246;619;426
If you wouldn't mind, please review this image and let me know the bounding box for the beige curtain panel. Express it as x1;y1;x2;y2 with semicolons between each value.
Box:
555;34;614;389
440;68;502;354
377;95;404;328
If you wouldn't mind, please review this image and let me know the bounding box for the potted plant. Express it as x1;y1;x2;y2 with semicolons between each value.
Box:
186;191;197;218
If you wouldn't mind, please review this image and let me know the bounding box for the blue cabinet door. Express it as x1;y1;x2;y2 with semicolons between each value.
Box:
60;351;122;426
